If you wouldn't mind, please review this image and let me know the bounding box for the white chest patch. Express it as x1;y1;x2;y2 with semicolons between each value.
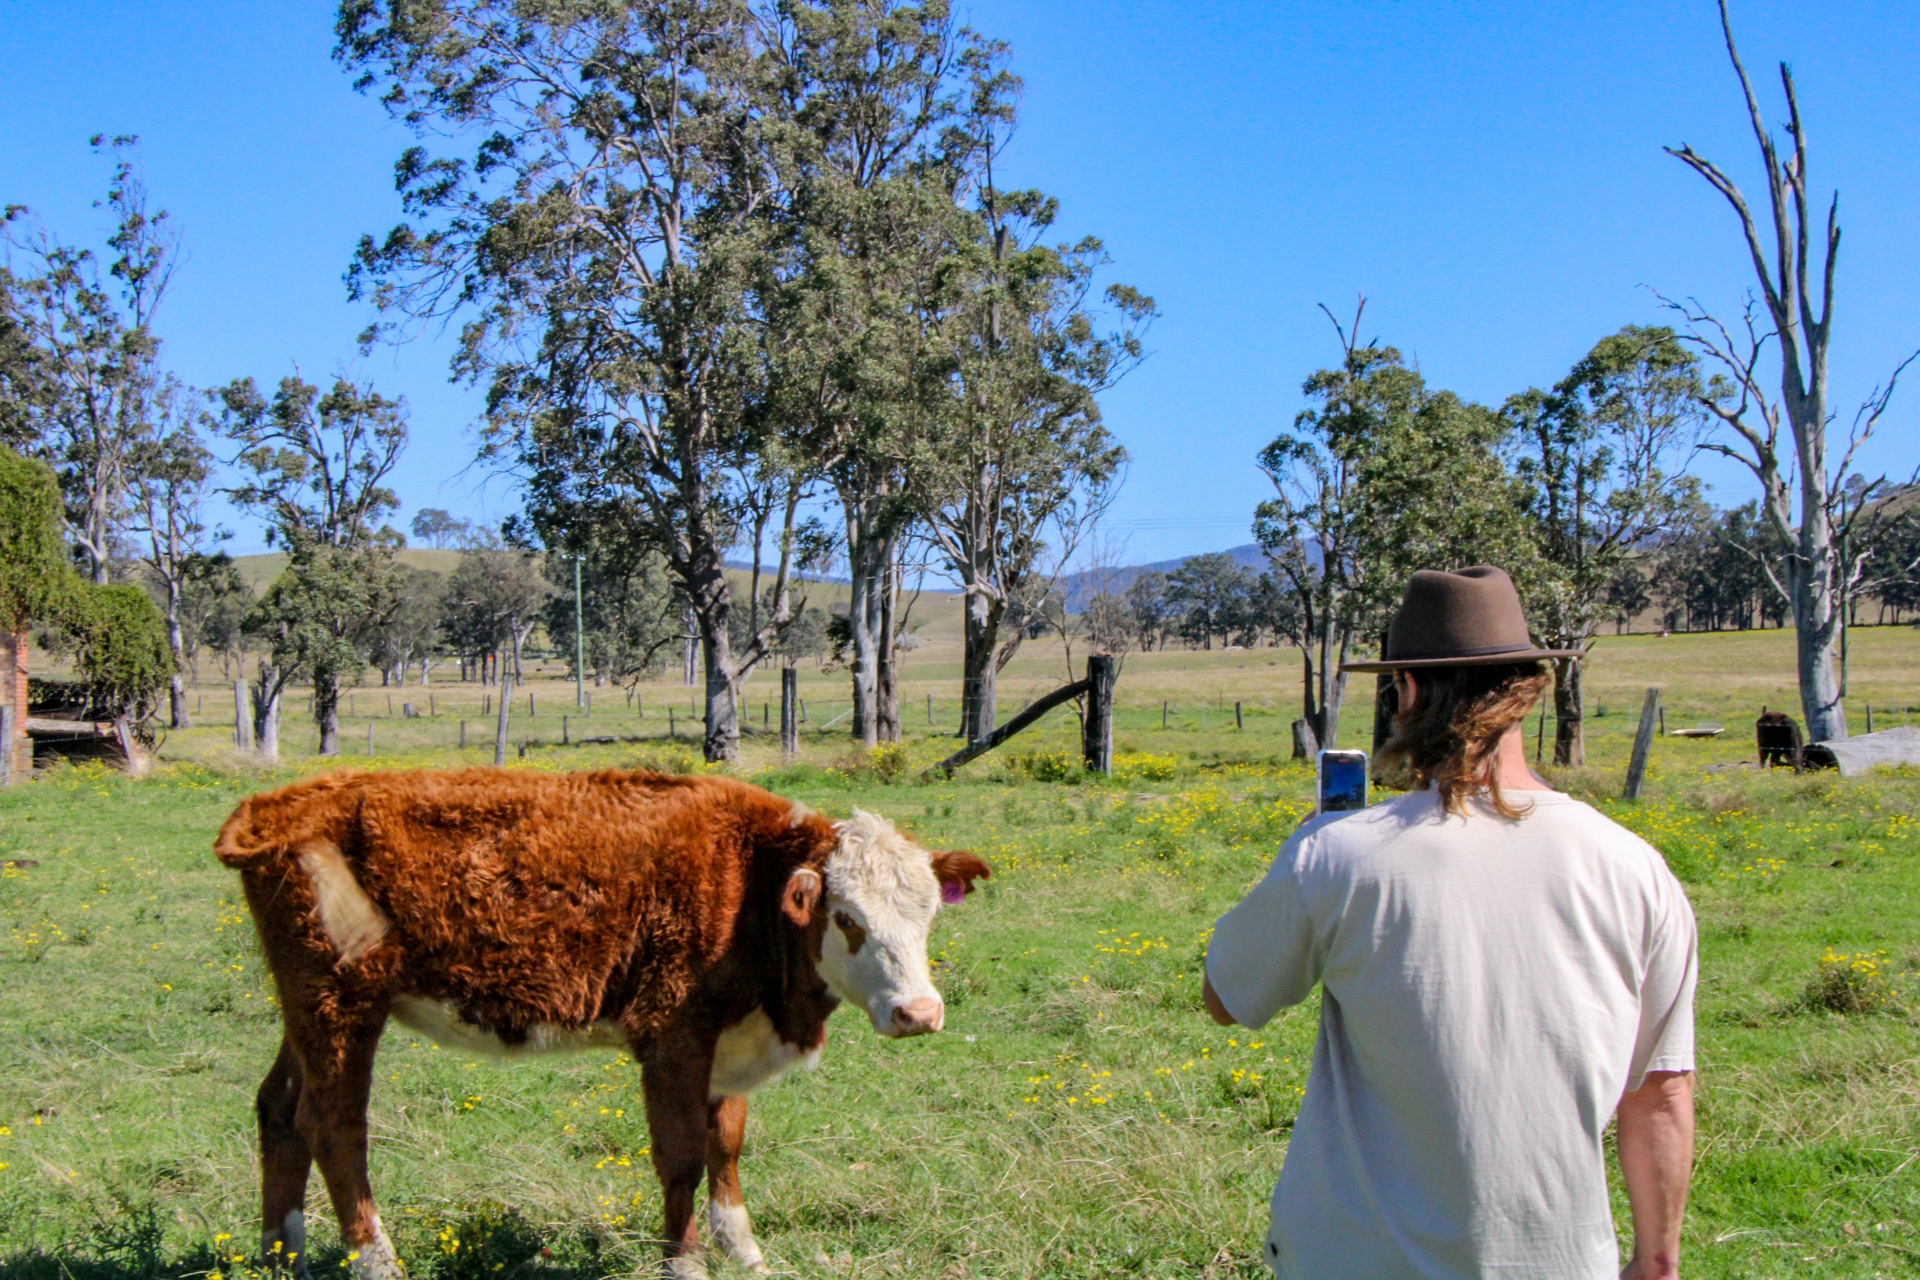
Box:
709;1009;822;1100
390;996;626;1058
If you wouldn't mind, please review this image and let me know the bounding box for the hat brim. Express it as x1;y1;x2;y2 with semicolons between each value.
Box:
1339;647;1584;673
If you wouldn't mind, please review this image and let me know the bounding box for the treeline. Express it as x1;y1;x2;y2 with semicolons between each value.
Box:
1053;305;1919;768
1085;494;1920;661
1;4;1154;761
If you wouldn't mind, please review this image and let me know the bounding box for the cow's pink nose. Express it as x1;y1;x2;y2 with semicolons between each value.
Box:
889;998;943;1037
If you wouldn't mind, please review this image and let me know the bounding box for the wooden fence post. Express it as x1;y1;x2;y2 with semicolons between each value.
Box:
669;707;676;738
781;668;799;757
927;692;934;724
367;723;375;755
1162;701;1169;729
459;719;467;750
0;704;14;785
1623;687;1661;800
1081;655;1116;775
234;681;253;752
494;678;513;768
563;714;570;746
115;717;145;776
1866;703;1875;732
1235;700;1244;731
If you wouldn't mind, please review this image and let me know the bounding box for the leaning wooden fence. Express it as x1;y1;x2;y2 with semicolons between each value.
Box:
929;655;1116;778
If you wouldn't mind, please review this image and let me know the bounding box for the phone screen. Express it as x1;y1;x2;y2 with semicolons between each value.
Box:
1318;749;1369;812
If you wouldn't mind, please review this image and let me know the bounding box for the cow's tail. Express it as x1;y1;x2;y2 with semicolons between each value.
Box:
213;796;278;869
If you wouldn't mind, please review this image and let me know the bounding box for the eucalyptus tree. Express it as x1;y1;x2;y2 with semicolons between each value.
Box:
1662;0;1917;740
127;376;223;728
536;521;683;690
912;190;1151;742
1502;325;1703;764
1;137;178;584
767;0;1012;743
1256;301;1530;747
338;0;817;762
441;543;551;684
366;564;446;685
1166;552;1253;651
1123;570;1171;651
218;374;409;756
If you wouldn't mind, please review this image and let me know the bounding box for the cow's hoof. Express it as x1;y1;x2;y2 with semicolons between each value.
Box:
708;1202;768;1272
346;1218;404;1280
663;1256;710;1280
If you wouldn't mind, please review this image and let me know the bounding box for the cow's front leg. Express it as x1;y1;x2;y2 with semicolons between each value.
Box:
706;1095;770;1274
642;1041;716;1280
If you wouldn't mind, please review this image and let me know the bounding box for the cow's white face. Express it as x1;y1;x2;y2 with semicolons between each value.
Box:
793;810;988;1038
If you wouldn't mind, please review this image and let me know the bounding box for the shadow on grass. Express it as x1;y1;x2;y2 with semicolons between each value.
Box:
0;1200;619;1280
0;1255;615;1280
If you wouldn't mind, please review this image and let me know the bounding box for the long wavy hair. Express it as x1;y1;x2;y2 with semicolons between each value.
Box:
1372;660;1553;818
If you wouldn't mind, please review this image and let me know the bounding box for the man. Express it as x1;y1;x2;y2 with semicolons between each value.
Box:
1205;566;1696;1280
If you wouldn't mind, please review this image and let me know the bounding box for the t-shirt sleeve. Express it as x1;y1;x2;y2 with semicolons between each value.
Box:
1206;839;1321;1028
1627;872;1698;1089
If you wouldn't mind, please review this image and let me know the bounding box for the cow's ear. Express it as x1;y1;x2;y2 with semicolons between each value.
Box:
782;867;823;926
931;850;991;904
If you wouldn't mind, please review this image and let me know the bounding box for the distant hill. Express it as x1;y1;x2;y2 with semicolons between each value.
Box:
1056;544;1269;612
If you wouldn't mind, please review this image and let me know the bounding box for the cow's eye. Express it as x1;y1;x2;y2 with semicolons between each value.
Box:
833;910;856;931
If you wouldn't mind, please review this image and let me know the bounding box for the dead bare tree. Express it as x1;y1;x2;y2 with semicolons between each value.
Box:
1662;0;1917;741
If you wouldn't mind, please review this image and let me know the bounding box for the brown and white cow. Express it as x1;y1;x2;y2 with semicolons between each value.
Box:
213;767;989;1280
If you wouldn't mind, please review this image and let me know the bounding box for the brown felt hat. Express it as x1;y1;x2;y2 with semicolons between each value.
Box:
1340;565;1583;673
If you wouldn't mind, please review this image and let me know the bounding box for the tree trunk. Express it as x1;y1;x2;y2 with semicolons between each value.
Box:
315;670;341;757
1551;654;1585;766
1312;619;1349;748
699;613;740;763
876;552;902;742
251;678;282;761
1793;562;1847;740
961;587;1003;744
847;529;881;746
163;588;191;729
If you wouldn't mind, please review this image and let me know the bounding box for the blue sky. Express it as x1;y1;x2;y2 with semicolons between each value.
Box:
5;0;1918;564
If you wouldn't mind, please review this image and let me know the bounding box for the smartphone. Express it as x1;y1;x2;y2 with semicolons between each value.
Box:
1317;749;1369;813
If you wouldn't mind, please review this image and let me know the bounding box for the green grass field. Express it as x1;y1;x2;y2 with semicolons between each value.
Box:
5;626;1920;1278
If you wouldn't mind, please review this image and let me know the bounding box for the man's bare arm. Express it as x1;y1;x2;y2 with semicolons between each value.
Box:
1202;974;1238;1026
1616;1070;1694;1280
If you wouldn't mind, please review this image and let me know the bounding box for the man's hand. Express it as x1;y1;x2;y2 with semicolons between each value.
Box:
1617;1070;1694;1280
1202;975;1238;1027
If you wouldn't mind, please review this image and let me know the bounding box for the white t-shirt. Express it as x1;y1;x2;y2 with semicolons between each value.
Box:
1207;788;1696;1280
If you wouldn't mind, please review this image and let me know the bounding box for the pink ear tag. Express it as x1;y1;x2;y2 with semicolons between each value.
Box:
940;881;966;905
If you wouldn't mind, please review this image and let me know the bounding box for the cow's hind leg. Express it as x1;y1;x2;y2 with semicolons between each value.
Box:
257;1037;313;1276
293;1012;400;1280
642;1044;715;1280
706;1095;769;1274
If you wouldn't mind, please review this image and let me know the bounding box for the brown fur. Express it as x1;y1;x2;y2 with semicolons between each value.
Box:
216;766;952;1277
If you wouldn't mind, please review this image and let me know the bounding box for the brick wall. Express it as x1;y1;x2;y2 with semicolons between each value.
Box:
4;631;24;776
